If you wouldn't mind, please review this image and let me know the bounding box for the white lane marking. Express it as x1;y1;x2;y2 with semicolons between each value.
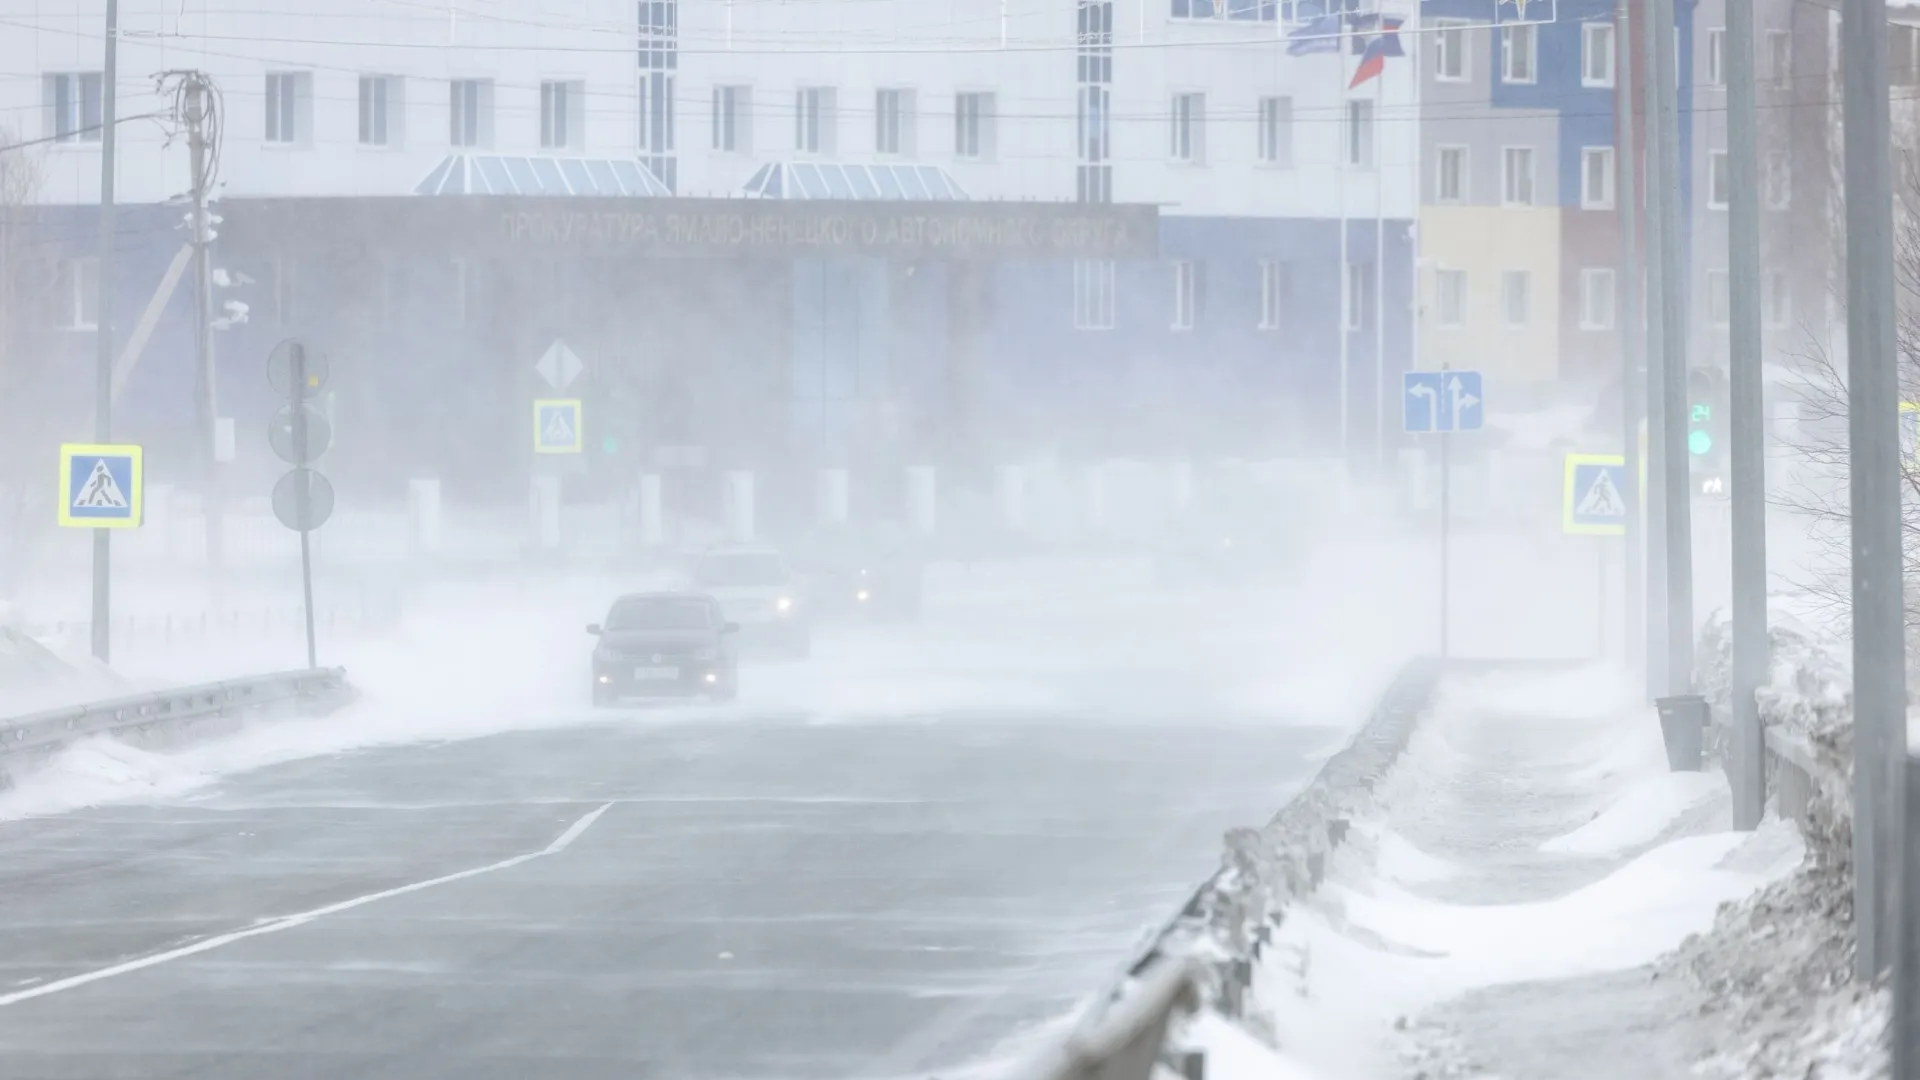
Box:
0;801;616;1008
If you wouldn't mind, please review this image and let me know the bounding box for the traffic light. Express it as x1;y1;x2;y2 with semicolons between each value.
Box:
1688;366;1729;496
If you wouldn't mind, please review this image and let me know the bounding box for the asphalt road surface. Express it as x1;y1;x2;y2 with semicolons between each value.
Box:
0;710;1325;1080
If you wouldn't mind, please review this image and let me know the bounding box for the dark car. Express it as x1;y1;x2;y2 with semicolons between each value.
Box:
795;530;924;621
588;592;739;706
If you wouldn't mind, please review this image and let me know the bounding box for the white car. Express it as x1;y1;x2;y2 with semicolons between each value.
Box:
687;545;811;657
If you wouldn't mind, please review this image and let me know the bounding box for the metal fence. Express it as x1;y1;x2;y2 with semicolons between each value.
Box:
0;667;355;778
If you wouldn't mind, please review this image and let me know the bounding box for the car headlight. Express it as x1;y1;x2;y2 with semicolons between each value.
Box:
856;589;871;602
776;596;794;613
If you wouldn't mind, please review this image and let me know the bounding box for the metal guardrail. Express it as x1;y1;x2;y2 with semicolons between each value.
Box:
0;667;354;766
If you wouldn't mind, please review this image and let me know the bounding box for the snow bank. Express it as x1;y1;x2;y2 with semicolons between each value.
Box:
1538;771;1725;855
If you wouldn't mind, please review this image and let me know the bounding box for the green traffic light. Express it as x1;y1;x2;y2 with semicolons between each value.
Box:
1688;430;1714;455
601;434;619;454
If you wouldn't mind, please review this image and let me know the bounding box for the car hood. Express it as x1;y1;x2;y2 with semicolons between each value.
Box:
597;629;720;651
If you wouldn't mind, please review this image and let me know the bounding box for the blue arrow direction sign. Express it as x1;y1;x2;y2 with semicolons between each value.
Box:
1403;370;1484;433
1563;453;1628;535
533;399;584;455
58;443;143;528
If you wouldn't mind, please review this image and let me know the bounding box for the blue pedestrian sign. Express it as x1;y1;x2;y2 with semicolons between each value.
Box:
58;443;143;529
1403;370;1484;434
533;399;583;455
1562;453;1628;536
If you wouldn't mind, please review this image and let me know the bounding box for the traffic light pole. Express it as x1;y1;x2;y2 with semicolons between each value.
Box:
1614;0;1643;679
1723;0;1768;832
1638;0;1670;698
1651;0;1694;695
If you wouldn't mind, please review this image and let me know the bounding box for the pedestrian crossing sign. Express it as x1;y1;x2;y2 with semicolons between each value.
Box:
57;443;143;529
533;399;583;455
1562;453;1628;536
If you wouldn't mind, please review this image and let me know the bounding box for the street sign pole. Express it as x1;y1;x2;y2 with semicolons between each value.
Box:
1614;0;1644;682
1404;367;1480;660
1651;0;1694;696
91;0;120;664
1638;0;1670;700
292;344;317;670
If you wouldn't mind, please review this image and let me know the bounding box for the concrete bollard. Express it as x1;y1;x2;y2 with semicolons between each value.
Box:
639;474;663;546
818;468;850;527
998;465;1027;532
407;477;442;555
907;466;936;536
724;471;755;544
530;475;562;551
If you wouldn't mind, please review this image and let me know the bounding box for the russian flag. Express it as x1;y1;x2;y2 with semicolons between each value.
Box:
1348;16;1405;88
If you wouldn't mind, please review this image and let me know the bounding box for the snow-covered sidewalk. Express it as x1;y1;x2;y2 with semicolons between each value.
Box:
1187;664;1811;1080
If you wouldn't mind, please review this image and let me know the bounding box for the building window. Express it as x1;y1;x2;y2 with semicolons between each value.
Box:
876;88;915;156
1345;100;1373;168
1502;24;1536;84
1073;259;1116;330
1766;153;1791;209
1433;22;1468;82
1345;261;1373;331
1582;23;1615;88
795;87;836;155
955;91;993;160
1705;28;1726;87
1257;96;1292;166
1765;270;1791;329
1581;146;1615;209
1707;150;1729;209
1766;30;1792;88
44;73;103;143
1258;260;1288;330
1171;260;1200;331
639;73;678;155
1435;268;1467;329
1706;268;1731;326
358;75;402;147
1170;92;1205;164
54;258;98;330
1894;24;1920;87
1171;0;1274;20
1502;146;1535;205
1436;145;1468;203
1580;268;1616;330
1501;270;1531;327
712;85;751;153
450;78;492;148
540;80;583;150
265;72;309;145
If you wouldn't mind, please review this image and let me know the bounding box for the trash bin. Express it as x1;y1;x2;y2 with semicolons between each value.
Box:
1656;694;1709;772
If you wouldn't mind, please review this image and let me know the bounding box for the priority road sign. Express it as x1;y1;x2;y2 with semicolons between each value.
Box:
58;443;143;529
534;399;584;454
535;339;586;392
1403;370;1485;433
1563;453;1628;535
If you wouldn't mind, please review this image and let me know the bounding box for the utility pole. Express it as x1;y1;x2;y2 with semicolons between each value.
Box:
90;0;120;663
1614;0;1642;677
1651;0;1693;694
1638;0;1670;698
182;73;224;573
1723;0;1767;832
1839;0;1904;982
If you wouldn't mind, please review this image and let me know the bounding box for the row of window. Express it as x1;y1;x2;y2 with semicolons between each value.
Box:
1426;265;1792;333
1070;258;1364;332
1432;142;1790;212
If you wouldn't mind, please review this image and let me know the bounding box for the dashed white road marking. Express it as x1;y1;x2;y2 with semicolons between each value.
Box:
0;801;616;1008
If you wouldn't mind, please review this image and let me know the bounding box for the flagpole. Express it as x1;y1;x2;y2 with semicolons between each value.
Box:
1372;36;1387;472
1337;27;1350;476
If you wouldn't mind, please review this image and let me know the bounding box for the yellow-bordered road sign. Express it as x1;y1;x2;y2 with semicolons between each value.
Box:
1563;452;1628;536
533;399;584;454
58;443;143;528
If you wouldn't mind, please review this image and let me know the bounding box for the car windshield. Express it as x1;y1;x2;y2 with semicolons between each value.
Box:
695;553;788;587
605;597;714;630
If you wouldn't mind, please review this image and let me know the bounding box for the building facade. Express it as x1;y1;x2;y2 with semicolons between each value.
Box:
0;0;1420;510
